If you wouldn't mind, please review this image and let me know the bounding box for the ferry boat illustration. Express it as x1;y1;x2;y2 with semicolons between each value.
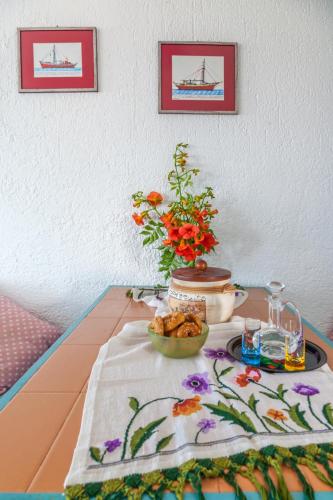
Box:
39;44;77;69
173;58;221;91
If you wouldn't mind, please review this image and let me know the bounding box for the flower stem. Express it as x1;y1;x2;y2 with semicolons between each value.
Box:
194;428;203;444
212;361;271;433
307;395;331;430
282;421;297;432
121;396;181;460
251;380;291;409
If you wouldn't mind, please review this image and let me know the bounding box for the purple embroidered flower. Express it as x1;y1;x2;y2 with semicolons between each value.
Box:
104;438;122;453
292;383;320;396
182;372;212;395
198;418;216;433
203;347;234;362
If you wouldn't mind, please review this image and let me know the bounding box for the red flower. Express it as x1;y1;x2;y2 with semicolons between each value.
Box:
132;213;145;226
147;191;163;206
168;227;180;241
235;367;262;387
175;242;196;262
178;223;200;240
199;232;218;252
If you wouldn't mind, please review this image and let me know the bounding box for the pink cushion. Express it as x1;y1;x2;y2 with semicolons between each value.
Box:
0;296;62;394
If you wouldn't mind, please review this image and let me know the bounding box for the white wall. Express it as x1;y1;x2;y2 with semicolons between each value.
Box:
1;0;332;333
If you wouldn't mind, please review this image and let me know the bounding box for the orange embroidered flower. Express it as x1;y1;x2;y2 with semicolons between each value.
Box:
147;191;163;206
267;409;287;421
235;373;250;387
178;223;200;240
132;212;145;225
162;239;172;246
172;395;202;417
235;367;262;387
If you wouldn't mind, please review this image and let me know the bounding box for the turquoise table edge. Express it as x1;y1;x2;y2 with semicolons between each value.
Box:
0;285;332;498
1;285;332;413
1;492;333;499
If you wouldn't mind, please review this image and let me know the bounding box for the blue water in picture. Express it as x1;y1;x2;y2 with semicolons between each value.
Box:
173;89;224;96
34;67;82;74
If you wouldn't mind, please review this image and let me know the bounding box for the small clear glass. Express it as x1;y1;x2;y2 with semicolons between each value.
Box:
242;318;261;366
284;319;305;371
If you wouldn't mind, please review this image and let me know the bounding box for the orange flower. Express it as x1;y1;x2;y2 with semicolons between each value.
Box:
160;212;174;227
172;395;202;417
267;409;288;421
178;223;200;240
162;239;172;246
132;212;145;226
147;191;163;206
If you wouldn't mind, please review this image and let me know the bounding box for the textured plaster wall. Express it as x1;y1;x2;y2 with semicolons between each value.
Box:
0;0;332;333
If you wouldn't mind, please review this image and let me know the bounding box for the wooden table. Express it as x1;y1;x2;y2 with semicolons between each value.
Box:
1;286;333;499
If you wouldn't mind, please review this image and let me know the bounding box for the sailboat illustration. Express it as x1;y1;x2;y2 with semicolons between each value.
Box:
173;58;221;91
39;44;77;69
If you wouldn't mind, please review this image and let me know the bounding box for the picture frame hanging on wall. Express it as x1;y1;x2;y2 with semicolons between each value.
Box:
18;27;97;92
159;41;237;114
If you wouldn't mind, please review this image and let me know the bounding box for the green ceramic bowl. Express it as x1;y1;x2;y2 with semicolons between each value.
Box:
148;323;209;358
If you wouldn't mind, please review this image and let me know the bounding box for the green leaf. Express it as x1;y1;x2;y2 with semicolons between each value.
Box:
218;392;239;400
130;417;167;458
204;402;257;433
259;390;280;400
89;446;102;463
248;394;259;412
277;384;288;399
322;403;333;427
288;403;312;431
143;236;151;246
262;416;287;433
129;397;139;412
156;433;174;452
219;366;234;377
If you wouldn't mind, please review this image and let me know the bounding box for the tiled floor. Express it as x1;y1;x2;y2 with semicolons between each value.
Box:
0;286;332;495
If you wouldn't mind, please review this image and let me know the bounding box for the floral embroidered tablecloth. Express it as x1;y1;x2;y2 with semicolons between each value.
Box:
65;319;333;499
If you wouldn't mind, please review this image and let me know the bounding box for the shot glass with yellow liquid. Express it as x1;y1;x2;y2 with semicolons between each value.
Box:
284;319;305;371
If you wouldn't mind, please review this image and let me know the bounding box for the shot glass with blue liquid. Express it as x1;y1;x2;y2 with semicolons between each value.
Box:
242;318;261;366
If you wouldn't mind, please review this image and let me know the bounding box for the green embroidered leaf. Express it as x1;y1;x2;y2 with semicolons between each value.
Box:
259;390;280;400
156;433;174;452
288;403;312;431
322;403;333;427
248;394;259;412
219;366;234;377
89;446;102;463
277;384;288;399
218;392;239;400
262;416;287;433
204;402;257;433
129;397;139;412
130;416;167;458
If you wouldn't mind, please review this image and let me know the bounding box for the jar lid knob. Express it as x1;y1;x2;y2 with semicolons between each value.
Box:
195;259;208;271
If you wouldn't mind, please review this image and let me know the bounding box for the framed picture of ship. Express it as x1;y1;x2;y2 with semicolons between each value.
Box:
18;27;97;92
159;42;237;114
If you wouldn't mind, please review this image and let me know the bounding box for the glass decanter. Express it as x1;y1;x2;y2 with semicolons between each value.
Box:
258;281;303;366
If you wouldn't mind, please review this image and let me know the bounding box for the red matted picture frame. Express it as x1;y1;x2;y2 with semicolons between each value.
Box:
159;41;237;114
18;27;97;93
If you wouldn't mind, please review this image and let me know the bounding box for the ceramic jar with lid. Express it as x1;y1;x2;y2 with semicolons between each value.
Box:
168;262;248;324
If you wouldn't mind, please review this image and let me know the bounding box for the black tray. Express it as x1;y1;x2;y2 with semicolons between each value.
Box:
226;336;327;373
